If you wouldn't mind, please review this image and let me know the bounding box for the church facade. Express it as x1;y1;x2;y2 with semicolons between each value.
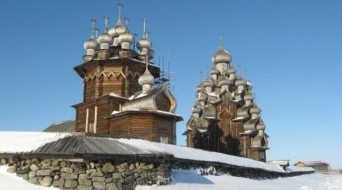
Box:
183;46;269;161
72;6;182;144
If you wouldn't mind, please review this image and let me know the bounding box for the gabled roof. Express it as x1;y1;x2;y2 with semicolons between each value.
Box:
35;135;171;158
122;85;177;113
43;120;76;132
111;109;183;121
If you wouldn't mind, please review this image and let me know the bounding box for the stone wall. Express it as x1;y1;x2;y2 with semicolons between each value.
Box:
0;158;170;190
0;157;314;189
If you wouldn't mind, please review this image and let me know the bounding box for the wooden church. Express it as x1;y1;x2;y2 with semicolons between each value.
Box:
183;45;269;161
72;5;182;144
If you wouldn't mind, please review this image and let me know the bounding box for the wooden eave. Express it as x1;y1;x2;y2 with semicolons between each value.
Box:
109;110;183;122
72;93;128;109
74;57;160;79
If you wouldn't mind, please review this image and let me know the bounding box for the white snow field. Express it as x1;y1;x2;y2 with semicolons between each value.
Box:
1;165;341;190
0;165;57;190
136;169;342;190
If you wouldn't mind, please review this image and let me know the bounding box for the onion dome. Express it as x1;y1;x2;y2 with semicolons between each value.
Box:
137;19;152;58
257;122;266;130
83;38;98;50
197;93;207;102
118;31;134;44
243;92;254;101
250;105;261;115
115;22;128;36
235;78;247;86
196;86;202;93
138;67;154;86
210;67;220;75
237;106;251;119
227;65;236;75
244;119;258;131
98;32;113;44
202;80;214;88
212;47;232;64
108;27;118;37
108;21;128;37
192;106;201;114
218;78;231;86
137;36;152;50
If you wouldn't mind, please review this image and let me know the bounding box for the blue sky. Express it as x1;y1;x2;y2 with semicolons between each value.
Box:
0;0;341;169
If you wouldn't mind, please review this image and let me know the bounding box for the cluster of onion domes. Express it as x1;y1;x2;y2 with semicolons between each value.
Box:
83;15;153;62
188;45;268;149
83;19;134;51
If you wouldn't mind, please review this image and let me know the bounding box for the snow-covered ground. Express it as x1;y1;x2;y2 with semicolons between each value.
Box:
136;169;342;190
1;165;342;190
0;165;57;190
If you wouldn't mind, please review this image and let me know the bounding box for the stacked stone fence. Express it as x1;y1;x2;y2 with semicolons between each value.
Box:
0;156;314;190
0;157;170;190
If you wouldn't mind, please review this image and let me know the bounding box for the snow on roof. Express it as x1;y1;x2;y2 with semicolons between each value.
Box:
232;116;245;121
108;92;127;99
111;110;121;115
111;109;182;119
240;129;255;135
197;129;208;133
118;139;285;173
0;132;285;173
0;132;70;153
267;160;290;166
155;110;182;117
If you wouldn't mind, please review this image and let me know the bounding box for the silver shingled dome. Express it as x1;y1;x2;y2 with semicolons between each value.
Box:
202;80;214;88
118;32;134;43
83;38;98;50
243;92;254;101
212;47;232;64
235;78;247;86
249;105;261;114
227;66;236;74
210;67;220;75
192;106;201;114
137;37;152;50
138;68;155;85
257;122;266;130
98;32;113;44
218;78;231;86
108;21;128;37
